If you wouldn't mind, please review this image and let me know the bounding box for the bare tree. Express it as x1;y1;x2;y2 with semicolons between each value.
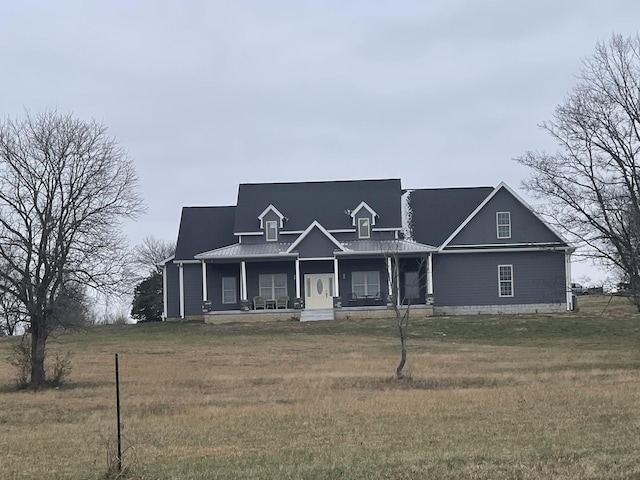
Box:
383;247;426;379
0;110;144;387
516;34;640;308
132;236;175;279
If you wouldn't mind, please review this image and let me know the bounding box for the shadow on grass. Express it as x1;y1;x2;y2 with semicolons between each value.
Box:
331;375;518;391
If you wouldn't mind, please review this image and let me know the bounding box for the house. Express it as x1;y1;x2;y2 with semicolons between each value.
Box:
161;179;574;321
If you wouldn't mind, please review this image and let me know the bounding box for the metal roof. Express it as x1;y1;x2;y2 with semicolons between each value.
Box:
339;239;436;255
174;206;237;260
195;242;296;259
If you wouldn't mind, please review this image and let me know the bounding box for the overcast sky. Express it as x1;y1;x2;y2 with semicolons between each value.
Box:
3;0;639;285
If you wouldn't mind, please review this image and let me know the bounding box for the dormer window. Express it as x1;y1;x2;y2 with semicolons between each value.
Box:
358;217;371;239
497;211;511;239
266;220;278;241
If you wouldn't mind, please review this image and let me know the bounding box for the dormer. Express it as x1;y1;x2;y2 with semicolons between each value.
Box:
258;204;286;242
350;201;378;239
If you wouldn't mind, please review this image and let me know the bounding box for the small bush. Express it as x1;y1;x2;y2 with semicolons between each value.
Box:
5;335;73;389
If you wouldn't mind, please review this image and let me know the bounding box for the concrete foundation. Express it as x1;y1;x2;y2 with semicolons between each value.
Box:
434;303;568;316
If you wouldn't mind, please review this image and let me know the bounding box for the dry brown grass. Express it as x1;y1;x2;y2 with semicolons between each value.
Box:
1;296;640;479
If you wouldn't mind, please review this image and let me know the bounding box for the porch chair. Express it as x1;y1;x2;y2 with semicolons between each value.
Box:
348;292;358;306
253;296;266;310
276;295;289;309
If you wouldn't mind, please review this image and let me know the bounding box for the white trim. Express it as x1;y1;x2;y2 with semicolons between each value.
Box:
178;263;185;318
326;229;355;234
258;204;286;228
286;221;346;253
334;257;340;297
162;265;168;319
496;211;511;239
173;259;201;264
201;261;207;302
240;261;247;301
280;230;306;235
439;246;572;254
373;227;402;232
350;201;378;226
234;231;263;236
446;242;567;248
498;264;514;298
299;257;335;261
439;182;572;251
158;254;175;266
295;259;301;298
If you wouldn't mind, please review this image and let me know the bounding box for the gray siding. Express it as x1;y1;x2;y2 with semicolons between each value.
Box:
294;228;339;258
246;261;296;301
449;187;562;246
337;257;389;300
165;262;180;318
432;251;566;306
183;263;204;316
206;263;241;311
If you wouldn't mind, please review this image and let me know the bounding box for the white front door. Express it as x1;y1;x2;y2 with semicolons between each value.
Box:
305;274;334;309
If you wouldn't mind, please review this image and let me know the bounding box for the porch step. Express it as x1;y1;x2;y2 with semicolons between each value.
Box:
299;309;335;322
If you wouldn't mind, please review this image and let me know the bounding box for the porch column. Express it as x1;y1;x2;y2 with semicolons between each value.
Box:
178;263;185;319
427;253;433;295
162;264;168;320
240;261;247;300
295;258;301;298
333;257;339;297
387;257;393;298
201;261;208;302
396;259;401;306
565;250;573;311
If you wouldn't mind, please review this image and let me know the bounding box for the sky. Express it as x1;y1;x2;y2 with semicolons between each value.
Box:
2;0;639;287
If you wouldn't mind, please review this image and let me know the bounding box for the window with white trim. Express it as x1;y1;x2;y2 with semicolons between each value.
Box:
358;217;371;239
222;277;237;304
496;211;511;239
352;271;380;297
259;274;287;299
498;265;513;297
265;220;278;241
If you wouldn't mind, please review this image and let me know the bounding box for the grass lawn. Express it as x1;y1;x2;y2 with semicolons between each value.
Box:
1;295;640;479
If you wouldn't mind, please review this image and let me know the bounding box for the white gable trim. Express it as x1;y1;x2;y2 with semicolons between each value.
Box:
438;182;571;252
258;204;286;229
286;221;347;253
350;201;378;226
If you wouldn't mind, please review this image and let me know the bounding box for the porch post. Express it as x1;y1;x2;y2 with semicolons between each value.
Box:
241;261;247;300
295;258;301;298
201;261;208;302
387;257;393;298
333;257;339;297
178;263;185;319
427;253;433;295
162;264;168;320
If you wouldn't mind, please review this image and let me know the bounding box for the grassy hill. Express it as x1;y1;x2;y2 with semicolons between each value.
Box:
1;295;639;479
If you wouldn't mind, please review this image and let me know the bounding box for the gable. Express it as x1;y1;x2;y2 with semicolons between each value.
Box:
290;226;341;258
174;206;237;260
445;186;566;247
234;179;402;233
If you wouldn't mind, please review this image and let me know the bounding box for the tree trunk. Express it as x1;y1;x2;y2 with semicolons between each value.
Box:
30;319;47;388
396;328;407;379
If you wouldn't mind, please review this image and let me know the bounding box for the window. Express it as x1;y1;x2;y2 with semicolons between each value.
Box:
259;274;287;299
265;220;278;241
404;271;420;299
498;265;513;297
496;212;511;239
222;277;237;304
358;217;370;239
352;271;380;297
